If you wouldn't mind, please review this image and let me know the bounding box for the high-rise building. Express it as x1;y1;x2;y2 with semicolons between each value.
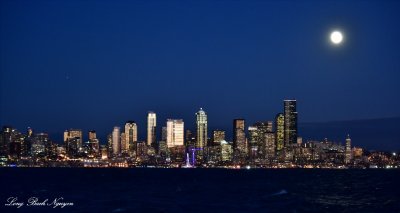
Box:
32;133;48;156
252;122;271;158
107;134;112;157
266;121;273;132
233;119;246;153
248;126;258;160
284;100;298;146
0;126;13;156
265;132;276;160
196;108;207;148
147;112;157;146
112;126;121;155
161;126;167;141
166;119;184;148
22;127;33;157
88;130;97;140
185;129;194;146
345;134;352;164
120;133;126;154
136;141;147;160
87;138;100;156
64;129;83;148
124;121;137;154
212;130;225;145
64;129;82;157
275;113;284;151
220;140;233;162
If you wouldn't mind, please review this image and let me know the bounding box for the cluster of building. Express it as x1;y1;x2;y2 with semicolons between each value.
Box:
1;100;399;169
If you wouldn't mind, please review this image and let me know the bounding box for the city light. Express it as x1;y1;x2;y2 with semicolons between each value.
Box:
0;100;398;169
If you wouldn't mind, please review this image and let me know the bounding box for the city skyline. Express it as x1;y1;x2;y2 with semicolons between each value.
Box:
2;100;400;151
1;1;399;212
1;98;398;170
0;98;391;152
1;1;400;151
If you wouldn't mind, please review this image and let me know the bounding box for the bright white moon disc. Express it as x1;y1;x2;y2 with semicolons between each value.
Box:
330;31;343;44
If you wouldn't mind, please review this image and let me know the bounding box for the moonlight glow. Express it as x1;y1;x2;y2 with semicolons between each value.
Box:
330;31;343;44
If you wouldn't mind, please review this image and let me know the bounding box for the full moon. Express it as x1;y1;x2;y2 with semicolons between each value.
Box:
330;31;343;44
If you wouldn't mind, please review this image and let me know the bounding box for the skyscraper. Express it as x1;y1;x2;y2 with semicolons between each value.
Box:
64;129;83;148
233;119;246;154
112;126;121;155
124;121;137;154
275;113;284;151
248;126;258;160
147;112;157;147
345;134;352;164
212;130;225;145
265;132;276;160
284;100;298;146
166;119;184;148
64;129;83;157
196;108;207;148
88;130;96;140
253;122;271;158
161;126;167;141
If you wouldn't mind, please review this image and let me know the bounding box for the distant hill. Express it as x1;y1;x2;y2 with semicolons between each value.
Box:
299;117;400;151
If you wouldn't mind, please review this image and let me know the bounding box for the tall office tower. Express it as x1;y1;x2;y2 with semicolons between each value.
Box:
253;122;270;158
284;100;298;146
275;113;284;151
120;133;126;154
9;130;23;160
196;108;207;148
248;126;258;160
266;121;273;132
161;126;167;141
87;138;100;155
212;130;225;145
147;112;157;146
22;127;34;157
220;140;233;162
233;119;246;153
136;141;147;160
124;121;137;154
185;129;194;146
0;126;13;156
265;132;276;160
64;129;83;148
166;119;184;148
112;126;121;155
88;130;97;140
107;134;113;157
345;134;352;164
32;133;48;156
64;129;83;157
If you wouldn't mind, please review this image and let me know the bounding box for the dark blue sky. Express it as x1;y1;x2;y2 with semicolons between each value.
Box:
1;0;399;144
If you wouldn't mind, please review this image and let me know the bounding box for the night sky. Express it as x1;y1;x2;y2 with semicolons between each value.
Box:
1;1;399;147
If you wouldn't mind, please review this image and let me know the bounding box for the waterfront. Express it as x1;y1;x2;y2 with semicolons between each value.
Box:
1;168;399;212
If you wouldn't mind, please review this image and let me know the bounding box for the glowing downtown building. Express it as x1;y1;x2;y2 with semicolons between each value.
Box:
147;112;157;147
124;121;137;154
196;108;207;148
63;129;83;148
212;130;225;145
345;134;352;164
233;119;247;154
166;119;184;148
275;113;284;151
284;100;298;146
112;126;121;155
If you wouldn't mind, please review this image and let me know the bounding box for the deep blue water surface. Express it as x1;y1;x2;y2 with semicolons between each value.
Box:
1;168;399;212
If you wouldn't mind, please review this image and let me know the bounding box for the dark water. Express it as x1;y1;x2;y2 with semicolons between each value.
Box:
1;168;399;213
